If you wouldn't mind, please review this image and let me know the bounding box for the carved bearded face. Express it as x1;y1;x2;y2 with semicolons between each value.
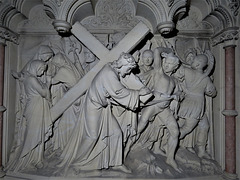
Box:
119;64;133;78
117;53;136;78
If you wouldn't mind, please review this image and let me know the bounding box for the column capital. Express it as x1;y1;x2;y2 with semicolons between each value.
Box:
223;43;237;49
52;20;72;34
0;26;19;45
211;27;239;47
0;38;6;46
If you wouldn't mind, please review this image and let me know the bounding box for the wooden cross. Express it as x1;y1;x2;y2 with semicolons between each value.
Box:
50;21;150;121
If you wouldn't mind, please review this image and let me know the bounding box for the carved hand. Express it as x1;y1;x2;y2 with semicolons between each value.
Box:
139;87;151;96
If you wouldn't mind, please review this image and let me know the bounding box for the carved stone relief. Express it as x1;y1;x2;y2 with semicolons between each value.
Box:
2;0;227;179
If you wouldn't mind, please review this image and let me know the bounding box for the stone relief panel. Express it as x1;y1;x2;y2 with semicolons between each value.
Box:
4;1;223;179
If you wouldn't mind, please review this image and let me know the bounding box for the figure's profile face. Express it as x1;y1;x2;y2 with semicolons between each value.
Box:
162;57;179;74
37;65;47;76
142;52;153;66
191;55;207;70
40;53;53;62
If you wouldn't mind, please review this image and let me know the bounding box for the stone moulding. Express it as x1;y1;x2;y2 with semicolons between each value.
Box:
210;26;239;46
228;0;240;16
222;109;238;117
52;20;72;33
0;26;18;44
42;0;188;35
146;0;187;34
43;0;91;24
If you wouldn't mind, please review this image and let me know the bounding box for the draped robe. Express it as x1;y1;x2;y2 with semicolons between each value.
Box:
58;63;140;171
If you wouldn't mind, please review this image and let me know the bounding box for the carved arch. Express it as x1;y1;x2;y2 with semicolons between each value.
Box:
169;0;187;21
138;0;166;23
203;5;234;34
43;0;94;32
41;0;188;35
137;0;187;34
136;1;160;31
0;1;19;26
43;0;91;21
67;0;93;23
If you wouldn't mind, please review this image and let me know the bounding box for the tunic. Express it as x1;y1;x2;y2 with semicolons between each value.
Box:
178;70;216;120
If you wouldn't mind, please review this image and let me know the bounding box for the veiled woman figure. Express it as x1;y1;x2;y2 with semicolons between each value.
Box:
7;60;52;172
50;53;82;152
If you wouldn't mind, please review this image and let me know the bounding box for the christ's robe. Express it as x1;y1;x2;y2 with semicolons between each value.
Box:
57;63;140;172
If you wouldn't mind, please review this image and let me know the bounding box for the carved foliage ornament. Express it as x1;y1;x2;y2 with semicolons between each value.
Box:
82;0;139;29
211;27;239;46
228;0;239;16
0;26;18;44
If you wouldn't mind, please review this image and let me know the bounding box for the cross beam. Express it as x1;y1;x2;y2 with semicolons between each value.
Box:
50;21;150;121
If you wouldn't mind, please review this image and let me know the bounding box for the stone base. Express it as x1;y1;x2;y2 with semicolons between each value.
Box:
3;172;226;180
0;167;6;178
222;171;239;180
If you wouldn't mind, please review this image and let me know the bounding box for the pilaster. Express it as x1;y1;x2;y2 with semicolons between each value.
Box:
0;26;18;178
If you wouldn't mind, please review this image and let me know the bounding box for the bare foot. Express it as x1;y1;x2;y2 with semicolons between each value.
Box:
166;159;183;173
112;165;132;174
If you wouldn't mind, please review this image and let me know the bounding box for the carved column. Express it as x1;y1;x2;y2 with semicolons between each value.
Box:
222;44;238;180
0;37;6;177
211;27;239;180
0;26;18;177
